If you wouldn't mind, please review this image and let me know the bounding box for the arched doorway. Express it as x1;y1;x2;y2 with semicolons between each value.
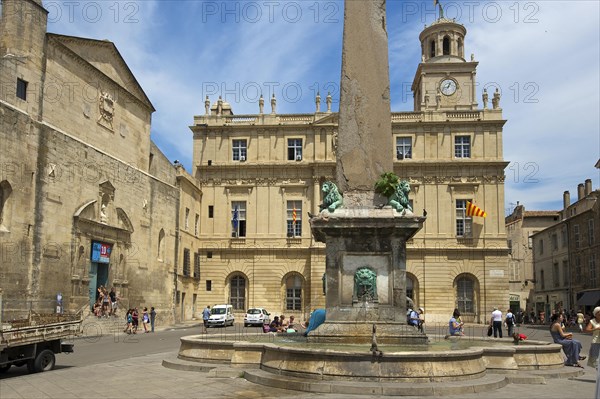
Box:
454;273;480;323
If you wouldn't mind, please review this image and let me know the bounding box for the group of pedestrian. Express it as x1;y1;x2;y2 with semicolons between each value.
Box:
124;306;156;334
551;306;600;369
484;307;517;338
265;314;298;333
94;286;119;318
483;305;600;369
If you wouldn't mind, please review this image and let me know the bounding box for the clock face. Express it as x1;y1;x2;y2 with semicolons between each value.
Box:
440;79;457;96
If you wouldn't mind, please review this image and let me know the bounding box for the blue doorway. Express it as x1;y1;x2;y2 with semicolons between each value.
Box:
88;262;109;310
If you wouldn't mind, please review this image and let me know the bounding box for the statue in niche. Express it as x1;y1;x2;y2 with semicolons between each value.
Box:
354;267;378;302
100;203;108;224
319;181;343;213
389;180;412;214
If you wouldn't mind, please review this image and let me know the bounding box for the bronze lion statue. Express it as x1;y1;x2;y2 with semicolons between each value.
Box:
319;181;343;213
389;180;412;214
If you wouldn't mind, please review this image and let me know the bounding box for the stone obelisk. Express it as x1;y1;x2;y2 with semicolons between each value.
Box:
309;0;426;345
337;0;392;207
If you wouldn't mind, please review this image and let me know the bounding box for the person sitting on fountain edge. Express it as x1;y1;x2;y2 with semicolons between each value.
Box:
268;316;280;333
449;309;464;336
408;307;420;329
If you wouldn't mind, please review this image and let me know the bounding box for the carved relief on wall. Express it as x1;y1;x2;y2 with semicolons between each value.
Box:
98;91;115;130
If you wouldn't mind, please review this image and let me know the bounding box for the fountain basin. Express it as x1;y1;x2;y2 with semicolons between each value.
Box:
178;334;565;382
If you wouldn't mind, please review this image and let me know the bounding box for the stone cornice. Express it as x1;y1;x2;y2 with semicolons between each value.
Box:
190;110;504;131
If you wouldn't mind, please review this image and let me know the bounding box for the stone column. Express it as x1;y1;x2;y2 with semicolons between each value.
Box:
336;0;392;206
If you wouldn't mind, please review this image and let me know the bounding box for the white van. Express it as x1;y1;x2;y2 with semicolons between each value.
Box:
207;304;234;327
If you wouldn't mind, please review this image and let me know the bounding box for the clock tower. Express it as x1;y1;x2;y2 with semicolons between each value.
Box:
411;18;479;111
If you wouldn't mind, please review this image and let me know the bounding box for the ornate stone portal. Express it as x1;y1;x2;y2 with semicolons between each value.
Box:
308;0;426;344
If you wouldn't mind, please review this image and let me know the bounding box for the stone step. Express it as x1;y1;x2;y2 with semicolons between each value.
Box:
162;355;245;378
529;367;586;380
161;354;218;373
243;369;509;396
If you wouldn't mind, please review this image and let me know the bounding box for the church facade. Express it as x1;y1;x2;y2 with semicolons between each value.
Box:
0;0;190;324
191;18;509;323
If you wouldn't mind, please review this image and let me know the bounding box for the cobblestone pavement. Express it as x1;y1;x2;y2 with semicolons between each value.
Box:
1;323;598;399
1;351;598;399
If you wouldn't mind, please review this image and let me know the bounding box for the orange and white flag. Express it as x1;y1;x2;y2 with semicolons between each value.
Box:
466;201;487;218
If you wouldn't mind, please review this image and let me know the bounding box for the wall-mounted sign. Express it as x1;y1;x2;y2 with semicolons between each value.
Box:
489;270;505;277
91;241;112;264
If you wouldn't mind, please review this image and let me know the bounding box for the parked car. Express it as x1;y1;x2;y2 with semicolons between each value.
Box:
244;308;270;327
207;304;234;327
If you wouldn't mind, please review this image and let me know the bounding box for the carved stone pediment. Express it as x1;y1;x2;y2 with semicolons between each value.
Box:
48;34;155;111
73;200;134;243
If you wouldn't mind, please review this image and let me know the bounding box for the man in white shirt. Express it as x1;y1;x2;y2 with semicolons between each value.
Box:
491;307;503;338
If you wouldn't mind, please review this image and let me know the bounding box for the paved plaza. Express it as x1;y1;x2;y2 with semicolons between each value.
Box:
1;324;599;399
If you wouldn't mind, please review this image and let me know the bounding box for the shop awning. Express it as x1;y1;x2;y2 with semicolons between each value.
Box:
576;291;600;306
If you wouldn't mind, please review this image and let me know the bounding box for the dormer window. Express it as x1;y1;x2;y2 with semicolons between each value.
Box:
443;36;451;55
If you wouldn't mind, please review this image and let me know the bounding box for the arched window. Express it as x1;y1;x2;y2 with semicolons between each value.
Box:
406;273;419;307
0;180;12;230
285;274;303;311
430;39;436;58
456;275;475;314
443;36;451;55
157;228;165;260
230;275;246;310
406;275;415;301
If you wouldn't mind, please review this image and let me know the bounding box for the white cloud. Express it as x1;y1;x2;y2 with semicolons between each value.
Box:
44;0;599;212
465;1;600;211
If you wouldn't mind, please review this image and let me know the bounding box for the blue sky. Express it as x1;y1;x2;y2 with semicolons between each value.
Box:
43;0;600;214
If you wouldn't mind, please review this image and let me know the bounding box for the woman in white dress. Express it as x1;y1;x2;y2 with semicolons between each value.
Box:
585;306;600;368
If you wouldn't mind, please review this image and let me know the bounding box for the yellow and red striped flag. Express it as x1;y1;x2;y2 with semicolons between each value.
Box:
292;207;297;224
466;201;487;218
